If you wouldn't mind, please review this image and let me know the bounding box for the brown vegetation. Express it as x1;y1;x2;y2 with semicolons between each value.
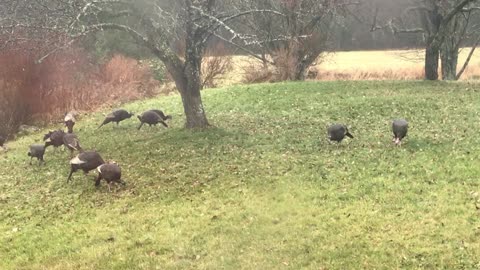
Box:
0;45;159;137
201;44;233;89
241;61;274;84
237;49;480;84
271;45;302;81
314;67;425;81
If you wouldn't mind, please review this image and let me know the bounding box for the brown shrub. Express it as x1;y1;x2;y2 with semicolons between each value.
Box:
241;60;274;84
271;45;300;81
101;54;160;101
0;45;160;136
201;44;233;89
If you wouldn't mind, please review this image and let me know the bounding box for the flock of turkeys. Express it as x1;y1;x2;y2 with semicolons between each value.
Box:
1;108;409;192
21;109;171;191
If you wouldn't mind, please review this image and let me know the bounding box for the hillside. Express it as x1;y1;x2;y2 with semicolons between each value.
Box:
1;81;480;269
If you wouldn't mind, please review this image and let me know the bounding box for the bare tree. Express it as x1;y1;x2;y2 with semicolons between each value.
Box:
228;0;357;81
372;0;479;80
1;0;289;129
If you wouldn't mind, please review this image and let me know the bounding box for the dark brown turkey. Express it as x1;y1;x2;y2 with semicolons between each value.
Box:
137;110;168;130
392;119;408;145
95;162;126;191
63;133;82;157
64;112;76;133
98;109;134;128
327;124;354;143
67;151;105;182
44;130;66;151
28;144;46;165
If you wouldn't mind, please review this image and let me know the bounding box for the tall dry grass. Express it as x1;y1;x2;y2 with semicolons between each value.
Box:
314;67;425;80
228;49;480;84
313;49;480;81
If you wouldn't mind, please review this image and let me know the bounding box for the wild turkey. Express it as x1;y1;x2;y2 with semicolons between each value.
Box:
150;109;172;121
67;151;105;182
392;119;408;145
44;130;65;151
98;109;134;128
327;124;354;143
28;144;45;165
137;110;168;130
64;112;76;133
63;133;82;157
95;163;126;191
0;135;6;150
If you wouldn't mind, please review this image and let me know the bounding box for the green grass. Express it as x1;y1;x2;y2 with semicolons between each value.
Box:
1;81;480;269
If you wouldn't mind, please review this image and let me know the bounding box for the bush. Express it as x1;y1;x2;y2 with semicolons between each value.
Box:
0;44;160;136
143;60;169;82
271;46;300;81
201;44;233;89
171;40;233;89
241;60;274;84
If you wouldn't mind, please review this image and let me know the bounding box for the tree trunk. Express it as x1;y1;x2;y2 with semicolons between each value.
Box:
166;61;209;129
440;14;462;81
291;47;318;81
456;36;480;80
293;62;307;81
425;44;440;80
179;64;209;129
164;1;209;129
180;87;209;129
440;42;458;80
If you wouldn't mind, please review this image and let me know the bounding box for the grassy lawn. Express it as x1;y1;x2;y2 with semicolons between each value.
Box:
1;81;480;269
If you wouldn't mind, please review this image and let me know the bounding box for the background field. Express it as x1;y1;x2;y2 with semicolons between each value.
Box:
1;81;480;269
221;49;480;85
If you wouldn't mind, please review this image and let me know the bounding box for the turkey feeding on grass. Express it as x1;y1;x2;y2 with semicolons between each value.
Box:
96;162;126;192
63;133;82;157
67;151;105;182
327;124;354;143
28;144;46;165
44;130;66;151
392;119;409;145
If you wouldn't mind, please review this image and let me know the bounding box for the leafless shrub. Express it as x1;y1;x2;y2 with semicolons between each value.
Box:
201;44;233;89
0;42;160;136
0;89;29;137
242;61;274;84
271;44;301;81
306;66;319;79
101;54;160;101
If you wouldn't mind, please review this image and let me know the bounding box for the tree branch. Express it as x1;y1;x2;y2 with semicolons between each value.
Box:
456;35;480;80
443;0;478;25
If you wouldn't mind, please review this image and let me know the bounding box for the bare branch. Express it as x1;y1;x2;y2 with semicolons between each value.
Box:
456;35;480;79
461;6;480;12
392;26;425;34
443;0;478;25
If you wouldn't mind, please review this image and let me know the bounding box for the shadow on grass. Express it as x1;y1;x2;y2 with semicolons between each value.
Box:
130;126;252;149
404;138;442;152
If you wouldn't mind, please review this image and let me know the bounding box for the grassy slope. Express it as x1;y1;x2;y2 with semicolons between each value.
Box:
1;81;480;269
